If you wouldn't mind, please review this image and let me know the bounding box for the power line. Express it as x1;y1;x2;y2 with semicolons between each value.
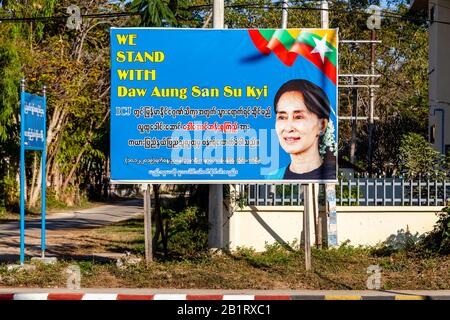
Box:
0;4;447;26
219;3;450;26
0;11;139;23
183;2;450;26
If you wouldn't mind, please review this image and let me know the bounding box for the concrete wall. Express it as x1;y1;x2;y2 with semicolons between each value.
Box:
225;206;444;251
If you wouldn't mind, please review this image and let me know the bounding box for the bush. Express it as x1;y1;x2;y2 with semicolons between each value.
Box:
418;207;450;255
371;229;421;257
0;176;18;213
163;206;208;257
398;133;447;179
371;207;450;257
234;242;295;268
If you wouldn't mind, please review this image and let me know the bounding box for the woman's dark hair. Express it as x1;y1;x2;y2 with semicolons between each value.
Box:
273;79;330;120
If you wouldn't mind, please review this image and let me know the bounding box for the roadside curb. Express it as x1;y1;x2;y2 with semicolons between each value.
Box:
0;293;447;300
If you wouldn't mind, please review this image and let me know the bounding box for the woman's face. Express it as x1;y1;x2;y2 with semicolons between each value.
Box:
275;91;327;156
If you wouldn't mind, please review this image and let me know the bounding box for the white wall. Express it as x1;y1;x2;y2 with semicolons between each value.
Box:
225;206;444;251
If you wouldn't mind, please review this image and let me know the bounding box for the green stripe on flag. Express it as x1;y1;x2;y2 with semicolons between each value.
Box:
273;30;296;50
296;32;337;66
259;29;276;42
259;29;296;51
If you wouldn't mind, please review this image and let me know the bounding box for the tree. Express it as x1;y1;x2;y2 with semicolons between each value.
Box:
131;0;177;26
398;133;447;180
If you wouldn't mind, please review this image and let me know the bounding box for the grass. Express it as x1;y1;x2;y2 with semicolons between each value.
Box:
0;216;449;289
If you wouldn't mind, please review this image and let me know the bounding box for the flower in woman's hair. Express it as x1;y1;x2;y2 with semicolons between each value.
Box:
320;119;337;159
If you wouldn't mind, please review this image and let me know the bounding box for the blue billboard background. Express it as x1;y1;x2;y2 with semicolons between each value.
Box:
110;28;337;183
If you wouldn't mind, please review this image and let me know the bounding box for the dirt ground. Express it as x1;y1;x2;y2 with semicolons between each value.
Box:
1;217;449;290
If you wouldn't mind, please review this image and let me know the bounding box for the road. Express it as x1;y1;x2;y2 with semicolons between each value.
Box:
0;199;143;262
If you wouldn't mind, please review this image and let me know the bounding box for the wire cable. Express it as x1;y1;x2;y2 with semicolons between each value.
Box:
0;3;445;26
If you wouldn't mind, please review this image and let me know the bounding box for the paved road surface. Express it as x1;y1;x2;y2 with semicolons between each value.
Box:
0;199;143;262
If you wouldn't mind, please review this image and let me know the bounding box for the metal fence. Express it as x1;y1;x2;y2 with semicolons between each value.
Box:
240;178;450;206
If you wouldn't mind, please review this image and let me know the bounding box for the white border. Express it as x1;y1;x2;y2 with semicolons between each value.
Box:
110;28;339;185
110;179;338;184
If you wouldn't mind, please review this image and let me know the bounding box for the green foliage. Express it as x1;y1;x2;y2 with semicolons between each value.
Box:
0;40;21;142
371;207;450;257
328;239;372;256
0;176;18;213
224;184;247;210
45;190;71;209
398;133;447;179
371;229;421;257
131;0;177;27
163;206;208;257
418;207;450;255
234;242;296;268
335;175;360;206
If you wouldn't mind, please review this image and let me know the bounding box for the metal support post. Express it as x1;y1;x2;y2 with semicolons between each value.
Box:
41;85;47;258
144;184;153;262
303;184;312;270
19;78;26;265
208;0;225;252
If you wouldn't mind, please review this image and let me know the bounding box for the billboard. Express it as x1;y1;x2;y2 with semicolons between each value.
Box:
110;28;338;183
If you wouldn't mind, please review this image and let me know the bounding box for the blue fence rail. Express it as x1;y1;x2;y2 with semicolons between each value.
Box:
240;179;450;206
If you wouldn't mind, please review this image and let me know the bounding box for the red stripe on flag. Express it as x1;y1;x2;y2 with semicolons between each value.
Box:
0;294;14;300
47;293;84;300
248;30;272;55
290;42;337;84
254;295;292;300
116;294;154;300
267;37;298;66
187;295;223;300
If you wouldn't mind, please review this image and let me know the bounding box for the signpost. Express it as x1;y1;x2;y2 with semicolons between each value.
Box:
19;79;47;264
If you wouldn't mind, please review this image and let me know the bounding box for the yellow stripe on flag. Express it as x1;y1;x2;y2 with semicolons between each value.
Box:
286;29;301;40
308;29;337;48
286;29;336;48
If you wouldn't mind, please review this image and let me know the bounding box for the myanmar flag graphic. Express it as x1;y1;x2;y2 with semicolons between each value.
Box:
248;29;337;85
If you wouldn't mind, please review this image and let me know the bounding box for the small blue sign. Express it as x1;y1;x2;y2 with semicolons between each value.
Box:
23;92;45;150
19;86;47;264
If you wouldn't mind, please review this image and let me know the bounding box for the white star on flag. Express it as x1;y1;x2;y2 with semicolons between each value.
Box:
310;34;332;64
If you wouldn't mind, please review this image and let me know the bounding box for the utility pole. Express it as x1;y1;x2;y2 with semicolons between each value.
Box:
213;0;224;28
368;29;376;177
340;6;381;173
302;0;331;270
208;0;224;252
281;0;288;28
321;0;329;29
349;83;358;164
365;4;380;177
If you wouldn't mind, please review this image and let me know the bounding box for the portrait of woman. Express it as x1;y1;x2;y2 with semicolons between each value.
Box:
266;79;336;180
